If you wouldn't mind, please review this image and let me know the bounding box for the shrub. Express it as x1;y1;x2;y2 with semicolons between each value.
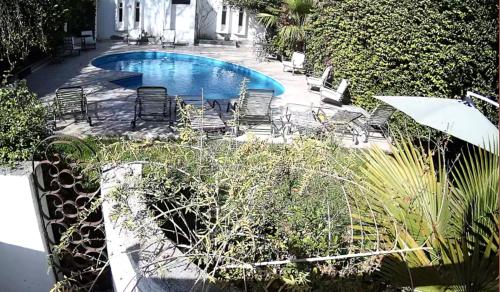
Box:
354;140;498;290
0;0;65;75
103;137;371;289
306;0;498;136
0;81;48;164
223;0;280;11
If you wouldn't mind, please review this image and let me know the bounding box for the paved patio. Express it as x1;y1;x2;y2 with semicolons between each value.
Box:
27;41;391;151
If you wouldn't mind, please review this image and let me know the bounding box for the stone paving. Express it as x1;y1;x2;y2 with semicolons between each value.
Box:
27;41;391;151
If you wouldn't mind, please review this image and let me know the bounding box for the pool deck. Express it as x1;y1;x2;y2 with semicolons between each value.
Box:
27;41;391;151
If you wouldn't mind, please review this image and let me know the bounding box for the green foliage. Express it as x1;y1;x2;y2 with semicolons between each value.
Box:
63;0;96;35
223;0;281;11
259;0;315;55
0;81;48;164
306;0;498;136
101;137;371;289
0;0;65;75
354;141;498;290
0;0;95;77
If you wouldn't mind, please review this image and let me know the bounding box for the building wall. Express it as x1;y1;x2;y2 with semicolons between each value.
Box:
142;0;167;38
97;0;118;39
172;1;197;45
97;0;261;44
196;0;265;43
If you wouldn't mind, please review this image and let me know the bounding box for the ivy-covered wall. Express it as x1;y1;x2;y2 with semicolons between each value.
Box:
306;0;499;130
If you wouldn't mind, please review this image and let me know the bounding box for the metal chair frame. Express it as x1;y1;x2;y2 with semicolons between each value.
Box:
131;86;174;128
54;86;91;127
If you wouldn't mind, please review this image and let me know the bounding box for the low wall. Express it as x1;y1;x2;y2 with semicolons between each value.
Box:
0;162;215;292
0;165;55;292
102;164;218;292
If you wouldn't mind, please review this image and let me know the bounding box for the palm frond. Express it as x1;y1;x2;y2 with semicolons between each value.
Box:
449;145;498;238
284;0;314;15
257;12;278;28
278;25;305;44
354;140;498;290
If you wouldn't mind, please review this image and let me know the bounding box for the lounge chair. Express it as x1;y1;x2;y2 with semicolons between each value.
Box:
81;30;96;50
127;29;143;45
234;89;274;134
315;109;364;143
178;97;226;133
131;86;174;128
282;52;305;75
283;105;324;136
161;30;176;48
54;86;91;127
63;37;81;56
282;104;361;142
320;79;350;105
306;66;332;91
353;104;396;142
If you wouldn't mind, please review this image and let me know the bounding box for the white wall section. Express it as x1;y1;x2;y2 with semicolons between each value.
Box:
0;173;55;292
97;0;263;44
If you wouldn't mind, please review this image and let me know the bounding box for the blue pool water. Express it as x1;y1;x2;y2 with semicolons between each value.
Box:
92;51;285;99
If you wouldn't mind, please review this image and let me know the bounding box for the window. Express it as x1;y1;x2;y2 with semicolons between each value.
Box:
172;0;190;4
118;2;123;22
238;8;244;27
221;6;227;26
135;1;140;22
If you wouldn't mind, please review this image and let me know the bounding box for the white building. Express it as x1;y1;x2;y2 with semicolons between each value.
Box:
96;0;265;45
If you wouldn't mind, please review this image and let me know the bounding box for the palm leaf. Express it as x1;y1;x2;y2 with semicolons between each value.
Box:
354;140;498;290
278;25;305;44
257;8;280;28
449;145;498;239
284;0;314;16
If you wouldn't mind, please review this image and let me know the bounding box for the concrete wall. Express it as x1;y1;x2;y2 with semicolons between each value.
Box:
0;172;55;292
143;0;167;37
97;0;119;39
97;0;197;44
97;0;262;44
197;0;265;42
102;165;214;291
172;2;197;44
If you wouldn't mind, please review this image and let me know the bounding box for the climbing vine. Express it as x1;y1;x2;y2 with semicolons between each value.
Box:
305;0;498;135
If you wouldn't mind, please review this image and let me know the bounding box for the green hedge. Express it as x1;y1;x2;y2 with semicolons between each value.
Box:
0;81;48;164
306;0;498;135
223;0;280;11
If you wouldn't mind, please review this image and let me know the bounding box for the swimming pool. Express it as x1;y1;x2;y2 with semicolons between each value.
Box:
92;52;285;99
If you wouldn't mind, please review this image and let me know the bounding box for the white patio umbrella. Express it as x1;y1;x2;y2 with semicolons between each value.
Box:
374;96;498;152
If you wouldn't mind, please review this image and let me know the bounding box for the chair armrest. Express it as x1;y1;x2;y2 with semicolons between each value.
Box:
313;108;327;122
209;100;222;112
227;100;238;112
81;93;88;114
322;80;336;89
320;86;340;95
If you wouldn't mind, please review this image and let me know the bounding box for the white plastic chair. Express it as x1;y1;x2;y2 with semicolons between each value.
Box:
127;29;142;45
282;52;305;75
320;79;350;105
306;66;332;90
161;30;176;48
